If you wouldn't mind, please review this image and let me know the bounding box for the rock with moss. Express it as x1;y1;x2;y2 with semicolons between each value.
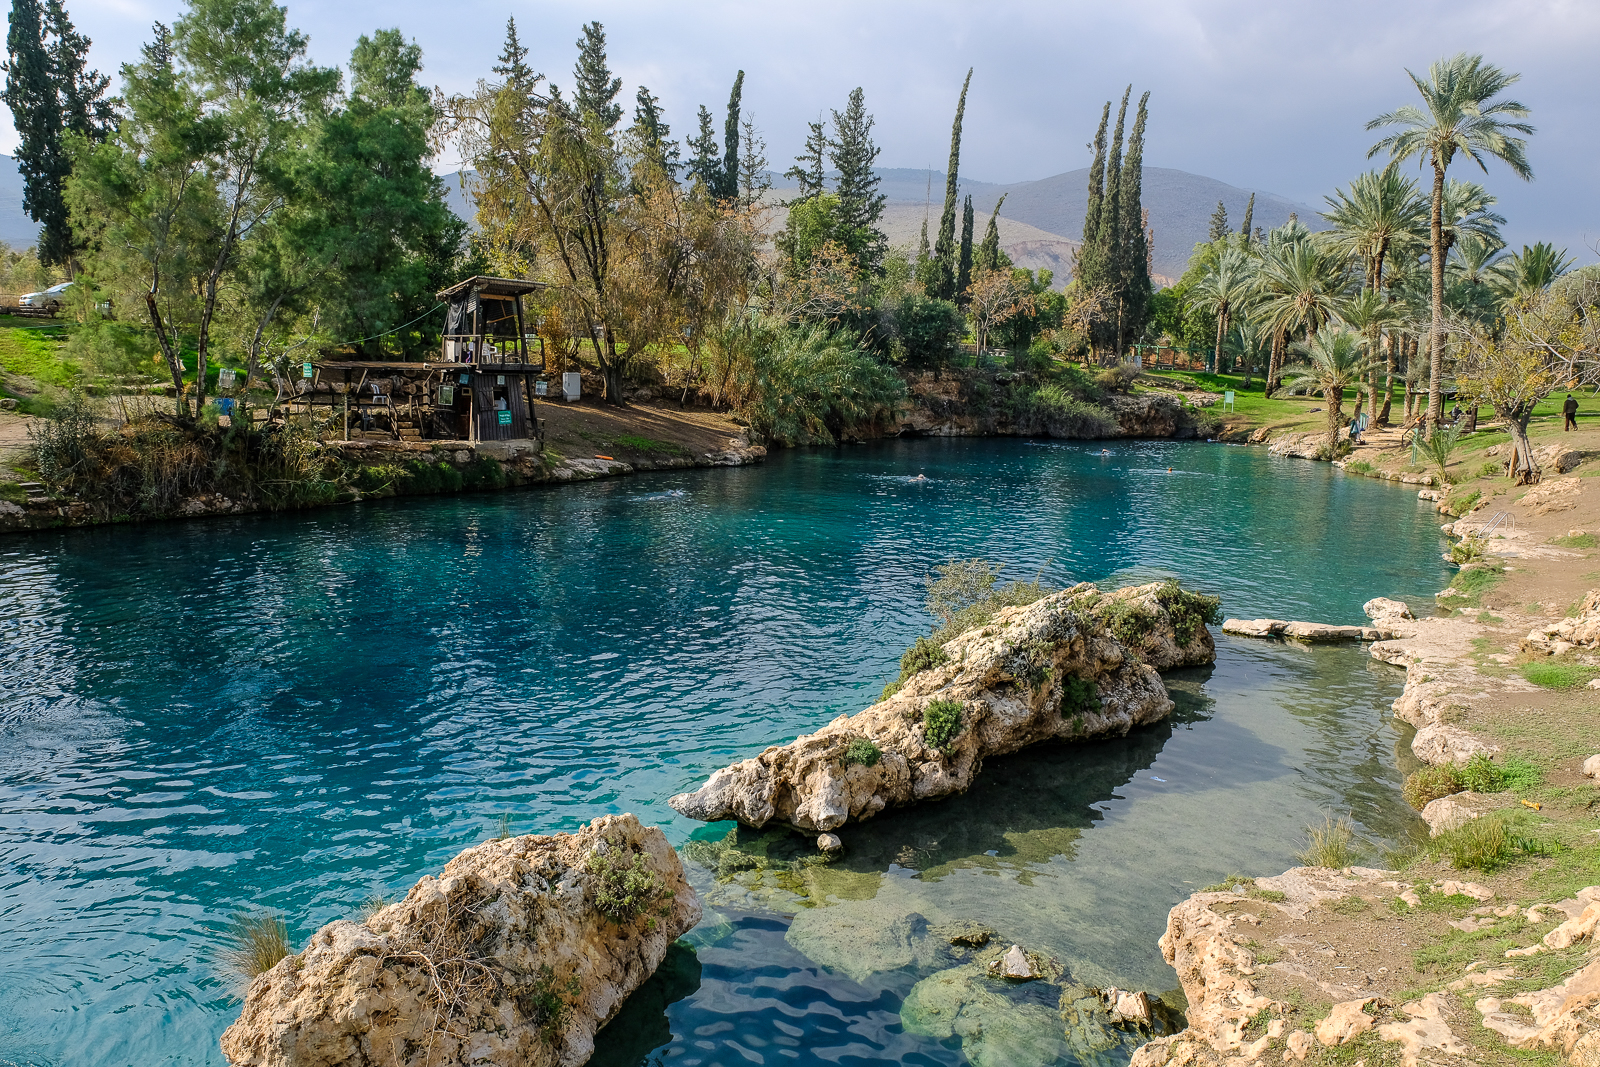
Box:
219;813;699;1067
668;582;1216;832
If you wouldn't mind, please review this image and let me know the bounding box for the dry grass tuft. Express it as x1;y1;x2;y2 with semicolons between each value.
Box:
217;911;292;990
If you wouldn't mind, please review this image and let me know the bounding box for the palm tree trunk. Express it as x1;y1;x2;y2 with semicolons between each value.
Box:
1427;162;1446;433
1267;328;1284;394
1214;306;1230;376
1378;331;1394;425
1326;387;1342;453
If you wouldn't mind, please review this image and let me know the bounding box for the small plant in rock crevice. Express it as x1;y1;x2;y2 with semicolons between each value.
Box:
843;738;882;768
922;699;964;753
217;911;292;989
585;840;667;923
520;964;581;1041
1060;675;1099;716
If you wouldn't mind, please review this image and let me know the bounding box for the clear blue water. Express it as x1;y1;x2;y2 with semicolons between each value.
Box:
0;439;1450;1067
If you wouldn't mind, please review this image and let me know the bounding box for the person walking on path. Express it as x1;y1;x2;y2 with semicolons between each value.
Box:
1564;394;1579;431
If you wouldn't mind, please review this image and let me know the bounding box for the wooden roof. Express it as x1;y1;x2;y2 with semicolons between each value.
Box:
437;275;546;300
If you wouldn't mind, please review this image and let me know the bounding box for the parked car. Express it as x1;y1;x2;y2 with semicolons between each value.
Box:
20;281;73;313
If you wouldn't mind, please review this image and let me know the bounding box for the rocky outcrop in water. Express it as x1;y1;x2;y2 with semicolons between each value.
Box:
668;582;1217;833
219;814;699;1067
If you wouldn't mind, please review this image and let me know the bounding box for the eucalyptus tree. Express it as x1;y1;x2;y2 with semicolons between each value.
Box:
1367;53;1534;431
1275;326;1375;452
1490;242;1574;305
1188;246;1252;374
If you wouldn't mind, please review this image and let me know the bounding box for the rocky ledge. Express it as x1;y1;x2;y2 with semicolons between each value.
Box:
220;813;700;1067
669;581;1217;834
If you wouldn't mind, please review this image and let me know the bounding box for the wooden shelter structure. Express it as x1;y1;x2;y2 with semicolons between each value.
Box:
291;277;550;444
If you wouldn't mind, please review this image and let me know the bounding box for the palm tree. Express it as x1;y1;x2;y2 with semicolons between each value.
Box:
1490;242;1574;304
1189;247;1253;375
1335;287;1402;422
1437;179;1505;257
1321;164;1428;291
1275;327;1375;452
1252;236;1352;392
1223;317;1270;388
1367;53;1534;434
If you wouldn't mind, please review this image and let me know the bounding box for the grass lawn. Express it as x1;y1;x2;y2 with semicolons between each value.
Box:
0;321;78;387
1140;368;1336;432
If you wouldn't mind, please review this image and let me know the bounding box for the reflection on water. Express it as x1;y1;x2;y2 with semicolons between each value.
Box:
0;439;1445;1066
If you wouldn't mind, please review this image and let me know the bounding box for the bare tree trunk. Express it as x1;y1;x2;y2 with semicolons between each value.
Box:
1427;163;1446;433
1505;409;1540;484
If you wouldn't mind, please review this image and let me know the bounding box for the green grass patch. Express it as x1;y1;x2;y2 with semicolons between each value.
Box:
0;325;80;387
1520;660;1600;690
1550;532;1598;549
1427;812;1558;872
1401;754;1542;810
1443;563;1505;605
611;433;688;456
1199;874;1253;893
1296;814;1360;869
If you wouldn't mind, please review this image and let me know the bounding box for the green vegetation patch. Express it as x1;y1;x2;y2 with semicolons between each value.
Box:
1428;814;1556;872
1295;814;1360;869
922;699;964;753
1443;563;1505;605
1060;674;1099;716
612;433;688;456
1520;660;1600;690
1401;754;1541;810
1155;579;1223;644
1550;532;1597;549
0;324;80;387
585;840;668;923
843;738;882;768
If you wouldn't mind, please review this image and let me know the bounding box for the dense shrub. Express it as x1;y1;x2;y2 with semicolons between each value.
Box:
1061;675;1099;715
843;738;882;768
891;292;965;368
737;323;905;446
1155;580;1223;645
585;841;666;923
1006;383;1118;438
922;699;964;753
1094;363;1140;394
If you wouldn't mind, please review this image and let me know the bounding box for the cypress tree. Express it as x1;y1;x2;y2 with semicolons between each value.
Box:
783;119;828;202
631;86;679;179
956;194;974;301
1207;201;1229;242
1239;192;1254;242
3;0;110;266
492;17;534;91
1091;87;1130;351
573;21;622;131
916;215;930;267
717;70;744;200
1079;102;1110;284
687;105;720;189
977;193;1006;273
931;67;972;301
1115;91;1151;346
829;86;885;269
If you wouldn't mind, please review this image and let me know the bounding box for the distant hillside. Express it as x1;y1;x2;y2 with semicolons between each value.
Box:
0;155;36;248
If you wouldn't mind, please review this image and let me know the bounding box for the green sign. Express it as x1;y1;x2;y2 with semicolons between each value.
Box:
301;362;313;378
438;386;454;405
497;410;512;425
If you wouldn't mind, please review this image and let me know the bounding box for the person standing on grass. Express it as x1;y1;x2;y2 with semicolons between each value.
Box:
1564;393;1579;431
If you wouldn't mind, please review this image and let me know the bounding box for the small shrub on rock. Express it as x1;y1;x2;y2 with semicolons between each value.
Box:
1155;580;1223;645
1295;814;1359;869
1402;764;1464;810
585;841;666;922
843;738;882;768
217;911;292;987
922;699;964;753
1061;675;1098;715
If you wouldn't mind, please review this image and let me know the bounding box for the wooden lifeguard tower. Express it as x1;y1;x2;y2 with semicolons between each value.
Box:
436;276;548;442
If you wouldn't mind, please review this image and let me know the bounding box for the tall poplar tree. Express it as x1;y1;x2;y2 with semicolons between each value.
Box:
956;193;974;302
1114;90;1151;345
716;70;744;200
573;21;621;132
1079;102;1110;285
3;0;112;266
931;68;972;300
1238;192;1255;243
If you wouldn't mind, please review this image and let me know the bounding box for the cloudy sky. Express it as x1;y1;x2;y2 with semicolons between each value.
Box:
8;0;1597;260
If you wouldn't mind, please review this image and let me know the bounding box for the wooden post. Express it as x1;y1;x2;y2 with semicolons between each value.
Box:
342;370;349;442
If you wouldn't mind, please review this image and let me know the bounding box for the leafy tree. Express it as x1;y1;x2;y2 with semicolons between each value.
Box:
1207;200;1229;242
573;21;621;132
1334;286;1402;419
1454;276;1600;482
1252;224;1351;391
828;86;885;271
1077;86;1150;356
784;118;827;202
737;115;769;207
630;86;679;180
1367;53;1534;432
1113;90;1152;346
686;105;719;189
1238;193;1254;243
967;267;1035;354
3;0;113;266
930;68;971;301
892;290;964;368
1081;101;1109;278
1275;326;1374;451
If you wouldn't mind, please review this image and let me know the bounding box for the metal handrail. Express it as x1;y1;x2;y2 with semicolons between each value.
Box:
1468;511;1513;539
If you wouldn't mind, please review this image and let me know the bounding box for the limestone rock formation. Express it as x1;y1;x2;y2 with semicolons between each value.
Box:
1223;618;1394;642
669;582;1215;832
1521;589;1600;654
219;814;700;1067
1363;597;1413;622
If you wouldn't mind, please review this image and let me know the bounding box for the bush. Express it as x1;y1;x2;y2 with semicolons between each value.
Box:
1450;535;1488;565
217;911;292;987
1155;580;1223;644
843;738;882;768
1094;362;1140;393
1401;754;1541;809
1403;764;1465;809
1295;815;1359;869
737;322;906;446
923;558;1052;642
1061;674;1098;715
585;841;666;923
1006;383;1118;438
1427;816;1552;872
922;699;964;753
891;292;965;368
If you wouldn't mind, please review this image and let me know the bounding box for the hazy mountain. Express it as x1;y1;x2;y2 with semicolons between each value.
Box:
0;155;37;248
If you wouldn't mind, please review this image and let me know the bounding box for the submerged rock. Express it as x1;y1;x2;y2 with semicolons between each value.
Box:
669;582;1216;832
219;814;699;1067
